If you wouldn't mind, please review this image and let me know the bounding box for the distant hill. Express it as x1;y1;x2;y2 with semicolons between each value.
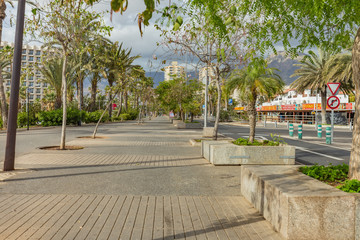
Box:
146;72;164;87
267;52;304;85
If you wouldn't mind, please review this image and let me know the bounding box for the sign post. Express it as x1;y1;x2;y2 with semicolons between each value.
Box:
326;83;341;144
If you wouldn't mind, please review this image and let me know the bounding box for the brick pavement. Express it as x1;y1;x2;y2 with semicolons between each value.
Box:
0;117;282;239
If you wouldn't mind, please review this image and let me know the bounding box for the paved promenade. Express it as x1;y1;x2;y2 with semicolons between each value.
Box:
0;117;282;239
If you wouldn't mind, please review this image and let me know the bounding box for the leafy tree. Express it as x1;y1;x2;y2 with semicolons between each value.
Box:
0;46;11;128
234;0;360;179
227;58;284;143
28;0;110;149
160;0;247;139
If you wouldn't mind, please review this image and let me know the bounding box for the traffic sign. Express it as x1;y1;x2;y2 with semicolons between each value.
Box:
327;83;341;95
327;96;340;109
228;99;233;105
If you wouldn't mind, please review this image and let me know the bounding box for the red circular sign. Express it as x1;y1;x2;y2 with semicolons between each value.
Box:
327;96;340;109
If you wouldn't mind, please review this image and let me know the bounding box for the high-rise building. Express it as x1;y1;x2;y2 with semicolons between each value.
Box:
199;66;215;84
164;61;185;81
1;41;49;103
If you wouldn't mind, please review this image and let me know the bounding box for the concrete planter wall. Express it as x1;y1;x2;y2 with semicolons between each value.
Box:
241;165;360;240
177;122;203;129
202;141;295;165
172;120;182;127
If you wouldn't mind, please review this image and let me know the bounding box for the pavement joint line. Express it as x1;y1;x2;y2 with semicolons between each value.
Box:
295;147;344;161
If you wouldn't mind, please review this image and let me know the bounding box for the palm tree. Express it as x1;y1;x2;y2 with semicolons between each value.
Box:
0;47;11;128
102;42;140;118
325;52;353;93
37;57;77;109
290;48;334;124
227;58;284;143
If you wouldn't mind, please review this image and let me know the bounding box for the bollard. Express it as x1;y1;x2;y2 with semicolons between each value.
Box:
289;123;294;137
326;127;332;144
287;121;290;129
264;120;266;128
350;120;353;131
298;124;303;139
317;124;322;138
275;121;277;128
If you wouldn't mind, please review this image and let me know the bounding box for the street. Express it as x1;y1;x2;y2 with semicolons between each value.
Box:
219;122;352;165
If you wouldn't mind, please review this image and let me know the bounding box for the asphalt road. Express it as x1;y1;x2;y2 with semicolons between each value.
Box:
0;125;99;163
218;123;352;166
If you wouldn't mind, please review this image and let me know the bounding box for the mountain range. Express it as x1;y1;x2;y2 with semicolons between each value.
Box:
84;52;304;94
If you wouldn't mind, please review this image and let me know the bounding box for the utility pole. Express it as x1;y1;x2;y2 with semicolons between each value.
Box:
4;0;26;171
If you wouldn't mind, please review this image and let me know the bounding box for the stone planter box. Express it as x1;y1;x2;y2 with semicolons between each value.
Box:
172;120;182;127
241;165;360;240
202;127;214;137
202;141;295;165
177;122;203;129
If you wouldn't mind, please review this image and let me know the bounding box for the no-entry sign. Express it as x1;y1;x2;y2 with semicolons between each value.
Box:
327;96;340;109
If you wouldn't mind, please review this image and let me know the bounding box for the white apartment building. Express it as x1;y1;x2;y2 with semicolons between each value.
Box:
164;61;185;81
262;87;349;106
1;41;49;103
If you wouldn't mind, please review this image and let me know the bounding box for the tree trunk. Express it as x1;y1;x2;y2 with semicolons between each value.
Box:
248;100;257;143
0;4;8;129
213;75;221;140
116;91;123;118
320;88;327;124
93;89;120;138
108;80;113;118
124;91;128;111
89;73;98;111
349;27;360;180
55;95;62;109
60;51;68;150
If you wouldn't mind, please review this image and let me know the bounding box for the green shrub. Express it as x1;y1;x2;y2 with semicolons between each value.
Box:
0;117;3;129
111;116;122;122
126;108;139;120
120;113;131;120
299;164;349;182
337;179;360;193
38;108;85;126
84;110;109;123
233;137;280;146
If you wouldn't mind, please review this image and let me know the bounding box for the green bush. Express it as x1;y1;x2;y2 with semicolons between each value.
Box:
337;179;360;193
17;112;38;127
120;113;131;120
219;110;231;122
233;137;281;146
126;108;139;120
299;164;349;182
0;117;3;129
84;110;109;123
38;108;85;126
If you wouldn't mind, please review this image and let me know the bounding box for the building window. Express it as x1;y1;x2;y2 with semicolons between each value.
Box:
36;89;41;93
6;81;10;86
28;56;34;62
21;62;26;67
29;75;34;80
36;95;41;99
43;83;48;87
28;82;33;87
36;50;41;55
22;49;26;54
29;95;34;100
6;67;10;72
28;50;34;55
22;82;26;86
36;57;41;62
22;55;26;60
28;88;34;93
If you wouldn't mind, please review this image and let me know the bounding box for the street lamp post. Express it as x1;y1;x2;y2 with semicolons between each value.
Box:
4;0;26;171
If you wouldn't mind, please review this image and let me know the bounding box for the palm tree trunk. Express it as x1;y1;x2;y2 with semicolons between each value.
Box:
60;50;68;150
248;100;257;143
124;91;128;111
0;3;8;129
55;94;62;109
213;75;221;140
349;27;360;180
89;73;98;111
320;88;327;124
116;91;123;118
108;80;113;118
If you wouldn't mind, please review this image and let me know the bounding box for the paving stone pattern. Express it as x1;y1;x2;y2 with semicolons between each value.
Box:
0;117;282;239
